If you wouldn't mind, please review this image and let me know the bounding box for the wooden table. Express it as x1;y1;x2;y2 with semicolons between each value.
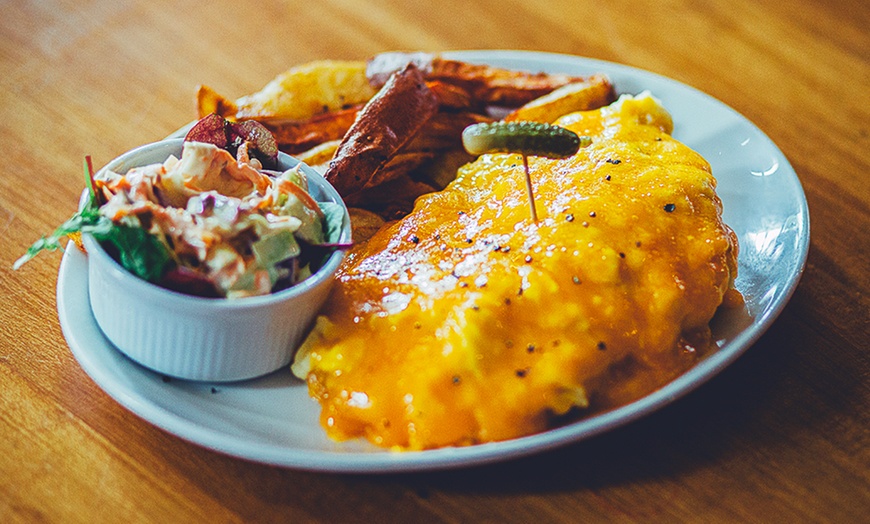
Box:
2;0;867;521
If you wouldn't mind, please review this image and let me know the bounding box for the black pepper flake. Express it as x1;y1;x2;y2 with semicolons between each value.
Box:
566;213;575;222
597;341;607;351
459;281;469;288
471;305;480;311
606;158;621;164
572;275;581;284
502;246;510;253
636;241;642;247
619;252;626;258
655;137;663;141
410;235;420;244
524;255;533;263
504;298;512;305
589;211;597;218
605;174;611;181
515;368;528;378
458;211;466;216
434;234;441;240
493;245;502;252
452;375;461;385
465;238;473;244
517;286;524;296
527;344;536;353
664;203;676;213
210;387;219;394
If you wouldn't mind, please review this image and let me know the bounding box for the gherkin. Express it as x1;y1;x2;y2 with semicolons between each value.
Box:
461;121;590;158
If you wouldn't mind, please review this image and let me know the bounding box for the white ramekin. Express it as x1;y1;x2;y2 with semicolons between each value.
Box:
83;138;350;382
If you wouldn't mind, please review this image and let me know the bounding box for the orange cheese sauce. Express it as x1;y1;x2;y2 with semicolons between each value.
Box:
293;94;738;450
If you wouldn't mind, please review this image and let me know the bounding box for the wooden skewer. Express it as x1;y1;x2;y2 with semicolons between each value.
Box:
521;154;538;223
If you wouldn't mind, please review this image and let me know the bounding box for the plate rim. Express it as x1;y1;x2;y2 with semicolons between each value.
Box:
56;50;810;473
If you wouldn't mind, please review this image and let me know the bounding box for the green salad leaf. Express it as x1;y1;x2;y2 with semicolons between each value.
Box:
93;223;173;282
319;201;347;244
14;158;174;283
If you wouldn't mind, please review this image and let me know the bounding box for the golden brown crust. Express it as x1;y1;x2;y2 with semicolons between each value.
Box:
424;80;475;110
252;106;362;154
503;75;616;123
366;52;592;107
347;207;387;243
195;84;238;119
324;63;439;197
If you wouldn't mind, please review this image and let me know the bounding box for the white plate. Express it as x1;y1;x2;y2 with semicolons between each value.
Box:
57;50;809;473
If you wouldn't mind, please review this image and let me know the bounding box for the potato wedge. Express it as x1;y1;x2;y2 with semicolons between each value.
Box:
347;207;387;243
253;106;362;154
324;64;439;197
195;84;238;119
429;58;585;107
367;52;588;107
425;80;474;110
344;175;440;220
412;148;475;190
403;111;492;152
294;140;341;173
235;60;377;120
366;151;437;188
503;75;616;123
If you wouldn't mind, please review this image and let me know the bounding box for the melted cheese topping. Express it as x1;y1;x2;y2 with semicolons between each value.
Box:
293;93;738;450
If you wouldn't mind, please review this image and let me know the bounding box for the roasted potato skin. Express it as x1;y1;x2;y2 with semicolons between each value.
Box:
324;63;439;197
235;60;377;120
252;106;363;154
503;75;616;123
366;52;593;107
195;84;238;119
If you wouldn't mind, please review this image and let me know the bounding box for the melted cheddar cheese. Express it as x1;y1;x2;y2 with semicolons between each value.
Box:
293;93;738;450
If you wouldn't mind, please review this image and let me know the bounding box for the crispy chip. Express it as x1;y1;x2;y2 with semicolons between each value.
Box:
347;207;387;243
294;140;341;173
235;60;377;120
254;106;361;154
344;176;440;220
195;85;238;119
503;75;616;123
367;52;590;107
366;152;436;188
324;64;439;197
403;111;492;152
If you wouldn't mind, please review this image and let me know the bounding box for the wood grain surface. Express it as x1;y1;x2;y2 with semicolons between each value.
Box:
1;0;868;522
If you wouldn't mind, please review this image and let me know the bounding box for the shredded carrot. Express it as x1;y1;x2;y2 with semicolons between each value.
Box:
278;179;323;218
